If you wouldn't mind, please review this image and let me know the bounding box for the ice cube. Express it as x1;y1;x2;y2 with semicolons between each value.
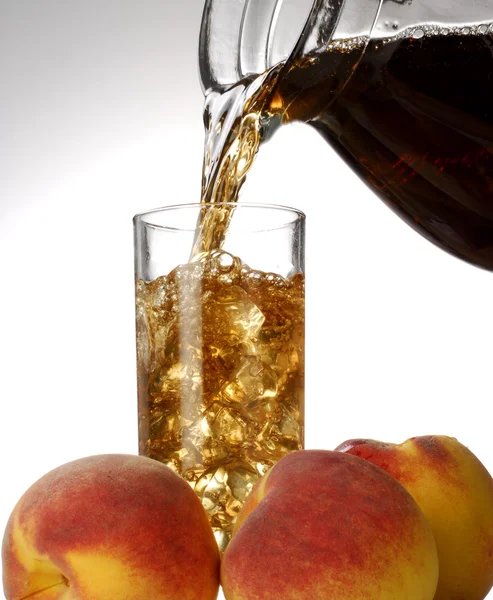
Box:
206;286;265;346
195;466;230;515
183;415;213;455
207;402;248;446
227;462;258;505
223;357;278;404
149;409;181;440
252;404;302;460
277;404;303;446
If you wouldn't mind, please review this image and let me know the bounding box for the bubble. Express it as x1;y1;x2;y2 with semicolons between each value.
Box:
248;271;265;285
392;21;399;30
412;28;425;40
184;470;196;481
327;36;366;53
479;24;488;34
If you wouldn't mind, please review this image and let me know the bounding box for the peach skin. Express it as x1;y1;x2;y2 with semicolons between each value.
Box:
2;454;220;600
336;435;493;600
222;449;439;600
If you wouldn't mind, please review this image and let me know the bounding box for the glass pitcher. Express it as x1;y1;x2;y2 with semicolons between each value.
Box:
199;0;493;271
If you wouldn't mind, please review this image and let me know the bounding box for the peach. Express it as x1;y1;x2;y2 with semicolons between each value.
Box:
2;454;220;600
336;435;493;600
221;450;438;600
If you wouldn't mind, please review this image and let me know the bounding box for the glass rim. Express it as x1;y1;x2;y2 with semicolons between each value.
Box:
133;202;306;232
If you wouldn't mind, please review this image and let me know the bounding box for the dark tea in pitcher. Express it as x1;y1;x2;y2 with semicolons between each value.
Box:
202;24;493;270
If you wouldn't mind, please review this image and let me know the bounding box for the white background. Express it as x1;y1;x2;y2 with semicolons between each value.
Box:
1;1;492;598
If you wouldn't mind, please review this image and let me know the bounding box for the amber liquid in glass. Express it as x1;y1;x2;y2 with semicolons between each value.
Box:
137;250;304;550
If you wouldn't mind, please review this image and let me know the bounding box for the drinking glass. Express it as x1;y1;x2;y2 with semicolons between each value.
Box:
134;203;305;550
